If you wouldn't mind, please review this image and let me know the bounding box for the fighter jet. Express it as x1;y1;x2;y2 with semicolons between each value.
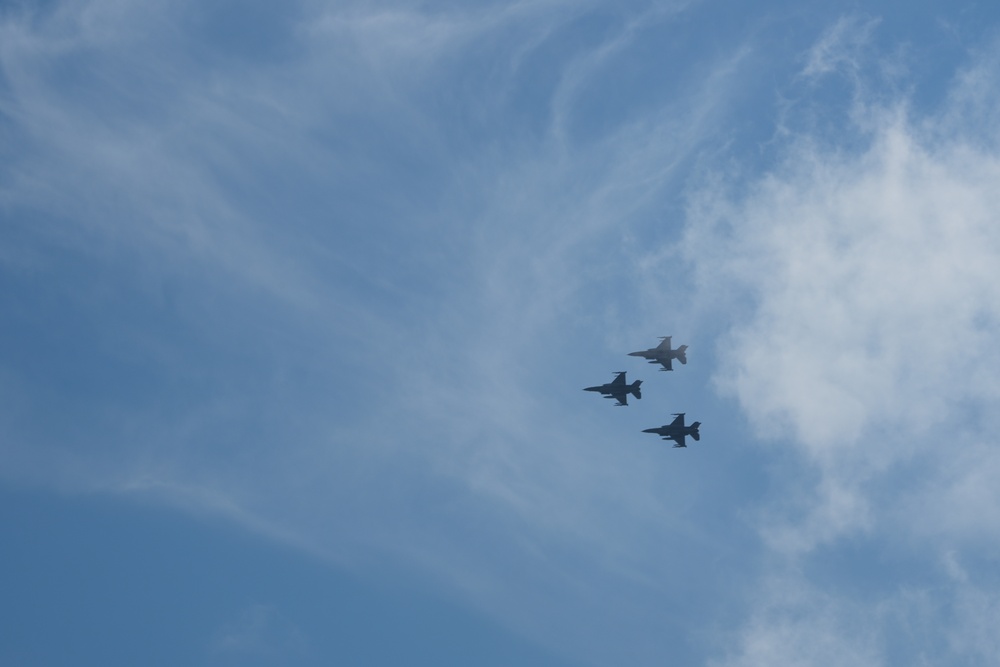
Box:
584;371;642;406
628;336;688;371
642;413;701;448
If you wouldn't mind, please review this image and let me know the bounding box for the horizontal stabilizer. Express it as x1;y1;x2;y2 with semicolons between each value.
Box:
676;345;688;364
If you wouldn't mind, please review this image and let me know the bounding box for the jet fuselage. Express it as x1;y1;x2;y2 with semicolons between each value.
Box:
583;372;642;406
642;414;701;447
628;336;688;371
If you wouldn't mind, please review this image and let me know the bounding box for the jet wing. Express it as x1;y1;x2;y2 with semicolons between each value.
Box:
671;433;687;448
668;414;684;427
611;391;628;406
657;357;674;371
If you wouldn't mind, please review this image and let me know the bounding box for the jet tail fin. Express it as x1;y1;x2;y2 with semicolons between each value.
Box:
675;345;688;365
691;422;701;441
631;380;642;400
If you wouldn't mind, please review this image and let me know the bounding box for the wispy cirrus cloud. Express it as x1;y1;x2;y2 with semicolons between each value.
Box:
0;1;749;664
800;14;881;81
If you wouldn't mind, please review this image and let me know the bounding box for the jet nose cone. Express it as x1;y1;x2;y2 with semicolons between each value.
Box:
642;428;657;433
628;351;642;357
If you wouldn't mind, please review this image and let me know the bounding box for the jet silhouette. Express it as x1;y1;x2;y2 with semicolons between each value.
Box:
584;371;642;407
642;413;701;447
628;336;688;371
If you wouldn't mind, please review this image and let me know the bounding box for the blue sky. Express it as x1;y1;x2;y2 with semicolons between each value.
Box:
3;1;1000;665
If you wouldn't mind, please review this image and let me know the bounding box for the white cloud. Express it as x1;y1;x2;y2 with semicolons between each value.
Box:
685;23;1000;667
684;97;1000;548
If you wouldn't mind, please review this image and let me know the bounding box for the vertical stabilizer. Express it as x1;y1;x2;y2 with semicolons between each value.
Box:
675;345;688;364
